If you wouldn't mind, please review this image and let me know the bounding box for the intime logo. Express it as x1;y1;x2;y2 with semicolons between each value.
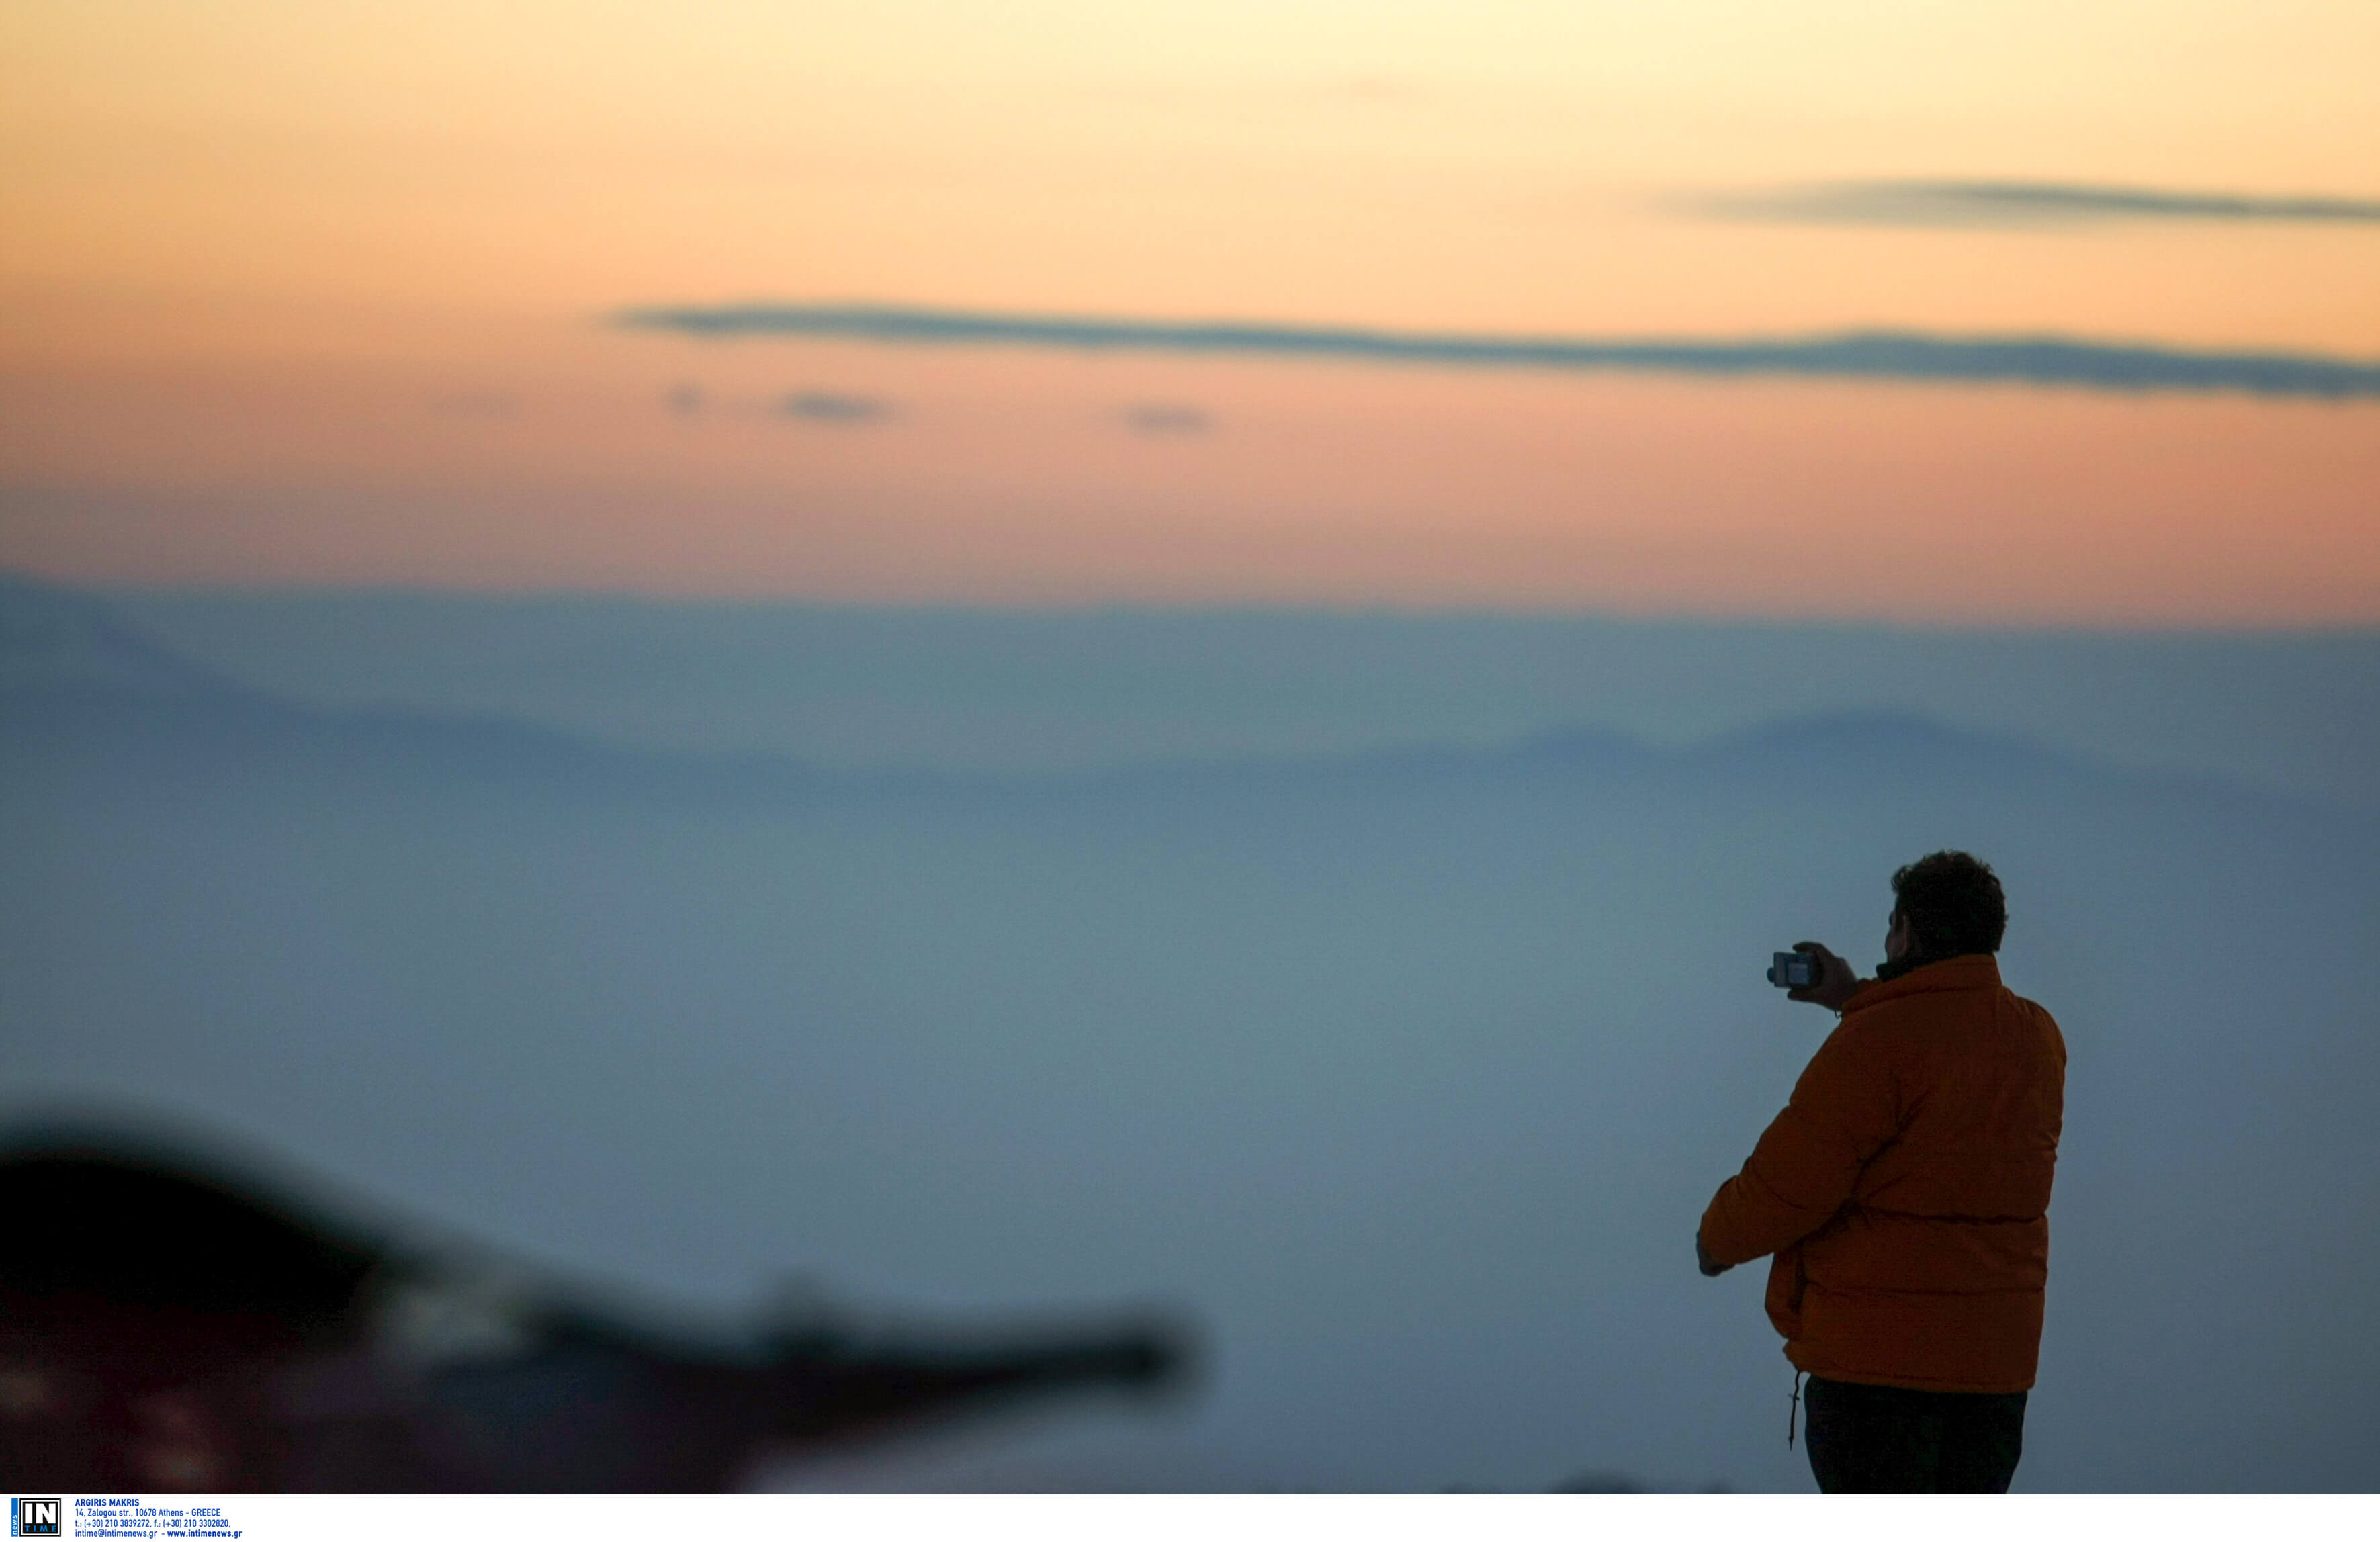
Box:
9;1498;60;1537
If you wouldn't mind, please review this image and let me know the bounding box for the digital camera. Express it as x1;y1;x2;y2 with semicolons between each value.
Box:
1767;949;1820;989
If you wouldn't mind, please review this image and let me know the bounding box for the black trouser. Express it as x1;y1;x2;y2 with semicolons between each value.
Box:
1802;1375;2028;1494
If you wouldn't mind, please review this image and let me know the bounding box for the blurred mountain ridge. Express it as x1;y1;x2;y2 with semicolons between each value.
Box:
21;570;2379;811
0;571;247;698
1;570;2331;822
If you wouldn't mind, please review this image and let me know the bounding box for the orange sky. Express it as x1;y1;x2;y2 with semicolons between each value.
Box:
3;1;2377;621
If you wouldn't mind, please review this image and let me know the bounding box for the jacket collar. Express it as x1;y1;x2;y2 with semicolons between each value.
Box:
1845;953;2001;1015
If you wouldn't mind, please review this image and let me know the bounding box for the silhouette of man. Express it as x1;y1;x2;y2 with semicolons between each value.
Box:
1696;852;2065;1493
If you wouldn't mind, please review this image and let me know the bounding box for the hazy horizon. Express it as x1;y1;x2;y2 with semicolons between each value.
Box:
6;576;2377;1491
54;577;2380;814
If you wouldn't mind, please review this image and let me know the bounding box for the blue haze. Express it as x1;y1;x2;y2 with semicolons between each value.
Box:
3;576;2377;1490
104;589;2380;812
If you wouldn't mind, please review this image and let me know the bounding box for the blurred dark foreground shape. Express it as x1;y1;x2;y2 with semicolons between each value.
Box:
0;1128;1193;1491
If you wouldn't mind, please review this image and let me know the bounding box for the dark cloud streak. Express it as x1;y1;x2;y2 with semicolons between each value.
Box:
1121;403;1213;434
778;391;889;423
1693;179;2380;228
616;303;2380;400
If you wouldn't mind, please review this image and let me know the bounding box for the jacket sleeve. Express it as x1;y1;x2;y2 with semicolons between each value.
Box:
1698;1019;1904;1268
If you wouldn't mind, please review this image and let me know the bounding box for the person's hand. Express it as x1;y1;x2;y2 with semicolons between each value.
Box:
1786;941;1862;1012
1695;1232;1732;1277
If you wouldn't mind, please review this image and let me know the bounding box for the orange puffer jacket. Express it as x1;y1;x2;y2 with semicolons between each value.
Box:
1700;954;2066;1393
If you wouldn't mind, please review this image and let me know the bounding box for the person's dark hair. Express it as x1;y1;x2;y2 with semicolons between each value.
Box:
1890;850;2007;957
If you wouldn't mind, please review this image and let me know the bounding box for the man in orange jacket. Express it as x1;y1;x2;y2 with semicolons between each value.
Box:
1698;851;2065;1494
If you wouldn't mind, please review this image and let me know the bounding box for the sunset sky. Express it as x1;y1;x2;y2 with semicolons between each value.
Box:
4;0;2377;621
